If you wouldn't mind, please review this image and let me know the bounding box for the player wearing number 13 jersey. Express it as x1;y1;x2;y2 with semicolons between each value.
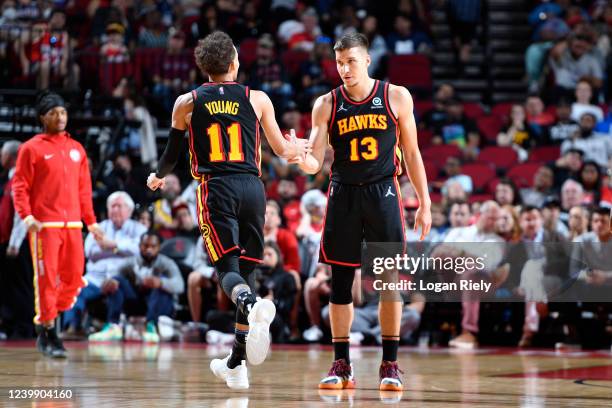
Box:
147;31;310;389
297;33;431;393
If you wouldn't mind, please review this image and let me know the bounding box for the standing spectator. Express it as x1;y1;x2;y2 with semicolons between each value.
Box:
63;191;146;337
288;7;322;52
446;0;481;65
0;141;31;339
568;205;589;241
386;13;431;55
521;166;555;208
12;92;103;357
99;23;130;94
571;80;604;122
89;233;185;343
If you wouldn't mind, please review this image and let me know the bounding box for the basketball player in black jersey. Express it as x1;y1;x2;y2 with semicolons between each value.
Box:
299;33;431;392
147;31;310;390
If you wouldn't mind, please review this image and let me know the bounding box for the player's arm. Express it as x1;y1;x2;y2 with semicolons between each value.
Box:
390;84;432;240
11;143;42;233
147;92;193;191
298;93;331;174
250;90;311;160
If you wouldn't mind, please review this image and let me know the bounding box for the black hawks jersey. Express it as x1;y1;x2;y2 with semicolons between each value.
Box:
188;82;261;179
328;80;402;185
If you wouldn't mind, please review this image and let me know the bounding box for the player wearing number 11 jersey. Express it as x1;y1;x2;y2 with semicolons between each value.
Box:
297;33;431;393
147;31;310;390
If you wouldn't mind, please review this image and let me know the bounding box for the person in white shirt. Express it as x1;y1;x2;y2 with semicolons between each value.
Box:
570;80;604;123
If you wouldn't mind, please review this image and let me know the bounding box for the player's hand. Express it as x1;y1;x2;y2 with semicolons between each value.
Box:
24;215;43;233
285;129;312;161
101;278;119;294
147;172;166;191
88;223;104;241
414;205;432;241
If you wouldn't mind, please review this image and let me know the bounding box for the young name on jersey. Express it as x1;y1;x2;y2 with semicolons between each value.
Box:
204;100;240;115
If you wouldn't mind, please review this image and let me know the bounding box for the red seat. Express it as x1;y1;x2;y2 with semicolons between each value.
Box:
321;58;342;86
429;191;443;204
491;102;517;119
388;54;432;92
281;50;310;76
414;100;434;117
418;129;433;148
487;177;501;194
239;38;259;69
423;161;439;181
468;193;494;204
528;145;561;163
422;144;461;166
463;102;486;119
507;163;542;188
461;163;496;192
476;116;504;141
477;146;518;169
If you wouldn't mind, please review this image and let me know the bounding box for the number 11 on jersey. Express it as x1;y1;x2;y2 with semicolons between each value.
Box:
207;122;244;162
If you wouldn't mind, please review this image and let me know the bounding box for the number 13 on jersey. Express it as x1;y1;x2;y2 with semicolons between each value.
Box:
350;136;378;161
207;122;244;162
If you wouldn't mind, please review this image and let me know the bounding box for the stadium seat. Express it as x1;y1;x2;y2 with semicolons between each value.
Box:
421;144;461;166
476;116;504;142
423;161;439;181
414;100;434;117
477;146;518;169
468;193;494;204
491;102;516;119
507;162;542;188
238;38;259;68
418;129;433;148
461;163;496;192
387;54;432;94
320;59;342;86
281;50;310;77
528;145;560;163
463;102;486;119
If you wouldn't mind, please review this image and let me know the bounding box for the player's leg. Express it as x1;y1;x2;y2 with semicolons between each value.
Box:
363;178;406;391
56;228;87;314
29;229;64;358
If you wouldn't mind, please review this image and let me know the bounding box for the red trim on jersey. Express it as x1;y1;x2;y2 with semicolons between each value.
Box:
201;181;226;255
240;255;263;263
393;126;401;177
245;85;249;98
393;177;407;245
339;80;379;106
319;182;362;267
255;118;262;177
328;89;337;131
188;122;200;179
202;81;239;86
384;82;399;126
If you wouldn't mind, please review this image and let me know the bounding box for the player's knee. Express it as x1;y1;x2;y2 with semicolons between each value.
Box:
329;265;355;305
188;271;202;288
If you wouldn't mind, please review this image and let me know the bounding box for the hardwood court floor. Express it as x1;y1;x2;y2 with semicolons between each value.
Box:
1;342;612;407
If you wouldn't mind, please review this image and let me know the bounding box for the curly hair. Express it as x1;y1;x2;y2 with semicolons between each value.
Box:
194;31;236;76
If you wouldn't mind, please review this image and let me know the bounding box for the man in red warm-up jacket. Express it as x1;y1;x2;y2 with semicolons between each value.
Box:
12;92;104;358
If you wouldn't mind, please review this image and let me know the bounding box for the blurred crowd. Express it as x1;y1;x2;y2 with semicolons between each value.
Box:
0;0;611;349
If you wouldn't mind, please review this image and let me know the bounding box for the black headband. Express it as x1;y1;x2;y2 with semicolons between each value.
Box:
37;93;66;117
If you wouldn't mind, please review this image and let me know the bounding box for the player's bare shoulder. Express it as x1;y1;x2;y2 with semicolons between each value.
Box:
312;92;333;123
247;89;271;119
387;83;413;118
173;91;194;127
